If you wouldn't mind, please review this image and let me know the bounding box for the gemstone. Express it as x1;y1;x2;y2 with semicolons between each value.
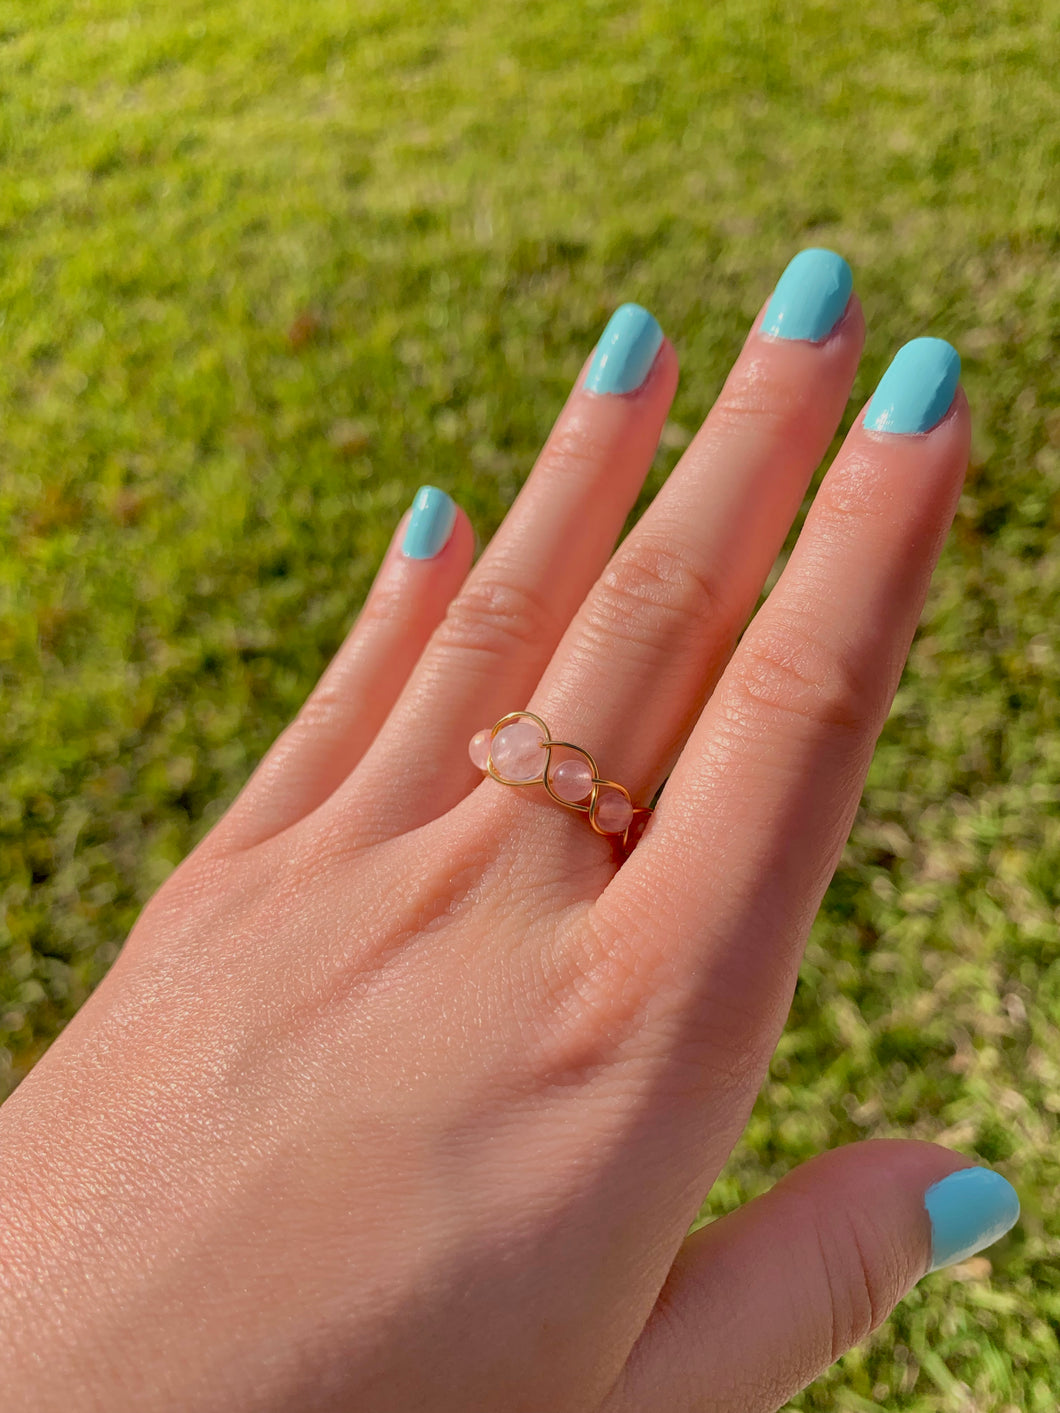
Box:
594;788;634;834
468;729;492;771
550;756;593;803
490;721;545;782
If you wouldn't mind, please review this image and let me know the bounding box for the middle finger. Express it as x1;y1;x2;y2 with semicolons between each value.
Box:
522;248;863;819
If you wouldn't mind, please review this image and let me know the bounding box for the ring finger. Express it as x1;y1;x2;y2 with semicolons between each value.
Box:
326;304;679;840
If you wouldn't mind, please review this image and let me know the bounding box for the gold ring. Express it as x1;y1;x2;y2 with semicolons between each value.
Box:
468;711;651;852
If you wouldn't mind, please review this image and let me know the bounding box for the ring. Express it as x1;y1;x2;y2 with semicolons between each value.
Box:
467;711;652;851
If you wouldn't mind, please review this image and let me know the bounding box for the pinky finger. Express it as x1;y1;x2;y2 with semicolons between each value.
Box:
604;1142;1019;1413
214;486;473;851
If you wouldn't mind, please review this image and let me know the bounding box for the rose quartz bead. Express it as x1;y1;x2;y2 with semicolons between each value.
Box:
468;729;492;771
491;721;544;782
594;788;634;834
550;756;593;803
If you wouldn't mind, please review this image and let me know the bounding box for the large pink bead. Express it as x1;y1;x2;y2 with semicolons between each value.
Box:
594;788;634;835
550;756;593;803
490;721;545;782
468;729;492;771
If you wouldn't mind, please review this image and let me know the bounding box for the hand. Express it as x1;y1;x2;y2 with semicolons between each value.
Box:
0;250;1018;1413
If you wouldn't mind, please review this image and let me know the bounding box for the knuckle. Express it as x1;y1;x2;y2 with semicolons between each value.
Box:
506;911;663;1089
544;414;614;480
433;574;560;661
356;578;408;633
814;1208;901;1361
514;929;773;1127
591;901;775;1095
586;535;730;653
729;618;878;736
814;458;887;521
712;354;808;436
294;663;356;728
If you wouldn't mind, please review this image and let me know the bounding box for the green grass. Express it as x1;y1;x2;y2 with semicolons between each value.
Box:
2;1;1059;1406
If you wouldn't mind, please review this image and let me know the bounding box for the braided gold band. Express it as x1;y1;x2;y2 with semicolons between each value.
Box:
468;711;652;852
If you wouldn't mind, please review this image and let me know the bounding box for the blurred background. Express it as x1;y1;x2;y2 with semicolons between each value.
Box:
2;1;1058;1407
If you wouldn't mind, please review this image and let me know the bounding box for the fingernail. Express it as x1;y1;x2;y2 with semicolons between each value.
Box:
864;337;961;434
584;304;664;395
402;485;457;560
761;248;853;342
924;1166;1020;1273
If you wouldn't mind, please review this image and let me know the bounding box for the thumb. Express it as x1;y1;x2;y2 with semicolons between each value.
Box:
605;1141;1019;1413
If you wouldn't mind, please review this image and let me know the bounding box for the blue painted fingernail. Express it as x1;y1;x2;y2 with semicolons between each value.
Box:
864;337;961;434
585;304;664;395
402;485;457;560
762;248;853;342
924;1167;1020;1273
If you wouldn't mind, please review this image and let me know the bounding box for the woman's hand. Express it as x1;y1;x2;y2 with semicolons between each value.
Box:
0;250;1017;1413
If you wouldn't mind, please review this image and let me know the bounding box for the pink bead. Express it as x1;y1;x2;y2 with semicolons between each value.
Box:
490;721;544;782
550;756;593;803
594;788;634;835
468;729;492;771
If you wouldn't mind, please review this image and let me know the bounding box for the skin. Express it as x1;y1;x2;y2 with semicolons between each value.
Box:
0;288;973;1412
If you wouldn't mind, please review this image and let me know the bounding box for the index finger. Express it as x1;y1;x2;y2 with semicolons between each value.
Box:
600;338;969;1116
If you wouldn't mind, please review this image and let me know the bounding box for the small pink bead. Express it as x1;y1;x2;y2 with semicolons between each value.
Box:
594;788;634;835
468;729;492;771
491;721;545;782
550;757;593;803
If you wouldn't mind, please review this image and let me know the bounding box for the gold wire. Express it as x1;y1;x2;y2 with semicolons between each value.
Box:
481;711;652;851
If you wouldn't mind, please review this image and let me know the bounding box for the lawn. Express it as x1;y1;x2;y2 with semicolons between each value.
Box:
2;0;1059;1407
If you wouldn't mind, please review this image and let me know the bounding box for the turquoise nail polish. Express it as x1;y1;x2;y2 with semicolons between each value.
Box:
585;304;664;395
402;485;457;560
762;248;853;342
924;1167;1020;1273
864;337;961;434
